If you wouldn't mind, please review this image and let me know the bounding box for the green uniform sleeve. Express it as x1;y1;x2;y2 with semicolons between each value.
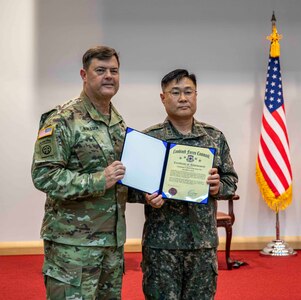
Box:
215;133;238;199
31;115;106;201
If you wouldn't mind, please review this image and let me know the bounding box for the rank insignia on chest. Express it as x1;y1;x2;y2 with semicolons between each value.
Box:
38;126;54;139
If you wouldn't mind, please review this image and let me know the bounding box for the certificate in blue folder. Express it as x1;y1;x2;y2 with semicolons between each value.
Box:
119;127;215;203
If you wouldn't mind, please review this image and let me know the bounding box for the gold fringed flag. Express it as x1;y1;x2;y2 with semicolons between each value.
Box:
256;13;293;212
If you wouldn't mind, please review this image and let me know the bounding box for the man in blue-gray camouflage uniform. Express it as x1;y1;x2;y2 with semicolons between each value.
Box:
32;46;128;300
138;69;238;299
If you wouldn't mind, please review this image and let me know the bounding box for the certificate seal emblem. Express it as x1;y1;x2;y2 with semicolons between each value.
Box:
186;155;194;162
168;188;177;196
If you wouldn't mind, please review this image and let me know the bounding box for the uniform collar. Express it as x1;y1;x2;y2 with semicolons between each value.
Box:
163;118;208;140
80;91;123;126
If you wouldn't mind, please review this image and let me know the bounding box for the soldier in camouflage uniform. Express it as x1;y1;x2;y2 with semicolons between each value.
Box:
138;69;238;299
31;46;128;300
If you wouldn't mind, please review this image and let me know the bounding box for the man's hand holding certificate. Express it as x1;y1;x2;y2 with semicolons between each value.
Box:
119;128;216;204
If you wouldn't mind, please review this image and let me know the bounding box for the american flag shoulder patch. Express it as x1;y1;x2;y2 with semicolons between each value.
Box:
38;126;54;139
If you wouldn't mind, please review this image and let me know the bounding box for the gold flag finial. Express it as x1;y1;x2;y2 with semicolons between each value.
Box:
267;12;282;57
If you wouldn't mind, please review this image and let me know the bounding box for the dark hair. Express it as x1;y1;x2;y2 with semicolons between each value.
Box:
161;69;197;90
82;46;120;70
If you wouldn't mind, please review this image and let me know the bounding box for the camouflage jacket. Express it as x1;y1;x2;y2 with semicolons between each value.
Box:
141;119;238;250
31;91;128;247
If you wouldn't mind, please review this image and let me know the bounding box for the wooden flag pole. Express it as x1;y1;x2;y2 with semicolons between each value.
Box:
276;211;280;240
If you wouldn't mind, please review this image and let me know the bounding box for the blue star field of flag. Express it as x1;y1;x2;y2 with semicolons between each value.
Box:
264;57;284;113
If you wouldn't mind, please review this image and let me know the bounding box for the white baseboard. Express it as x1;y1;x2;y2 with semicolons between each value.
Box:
0;237;300;256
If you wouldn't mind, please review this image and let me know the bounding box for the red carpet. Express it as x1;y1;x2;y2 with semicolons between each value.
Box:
0;251;300;299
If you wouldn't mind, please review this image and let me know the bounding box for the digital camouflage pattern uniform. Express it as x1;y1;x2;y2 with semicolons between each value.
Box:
31;91;128;300
140;119;238;300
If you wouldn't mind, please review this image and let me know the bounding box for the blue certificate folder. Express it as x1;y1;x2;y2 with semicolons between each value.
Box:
119;127;216;203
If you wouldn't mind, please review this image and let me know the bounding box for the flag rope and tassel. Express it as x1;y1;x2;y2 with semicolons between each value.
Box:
256;12;296;256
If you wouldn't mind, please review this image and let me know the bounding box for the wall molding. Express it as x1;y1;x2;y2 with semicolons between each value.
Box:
0;237;300;256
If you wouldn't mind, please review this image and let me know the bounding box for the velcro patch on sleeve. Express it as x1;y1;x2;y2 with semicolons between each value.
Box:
40;142;53;158
39;140;54;158
38;126;54;139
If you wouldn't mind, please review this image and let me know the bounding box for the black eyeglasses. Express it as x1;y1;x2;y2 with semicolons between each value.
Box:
164;88;197;100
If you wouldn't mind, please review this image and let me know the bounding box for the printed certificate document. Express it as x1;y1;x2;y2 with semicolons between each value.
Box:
119;128;216;203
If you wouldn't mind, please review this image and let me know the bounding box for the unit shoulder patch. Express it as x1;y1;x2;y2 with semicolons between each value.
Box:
39;138;55;158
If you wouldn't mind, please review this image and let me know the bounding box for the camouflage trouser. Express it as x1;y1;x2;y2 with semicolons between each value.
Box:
43;240;124;300
141;247;218;300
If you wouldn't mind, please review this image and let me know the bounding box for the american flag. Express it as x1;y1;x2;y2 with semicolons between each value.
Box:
256;56;293;211
38;126;53;139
